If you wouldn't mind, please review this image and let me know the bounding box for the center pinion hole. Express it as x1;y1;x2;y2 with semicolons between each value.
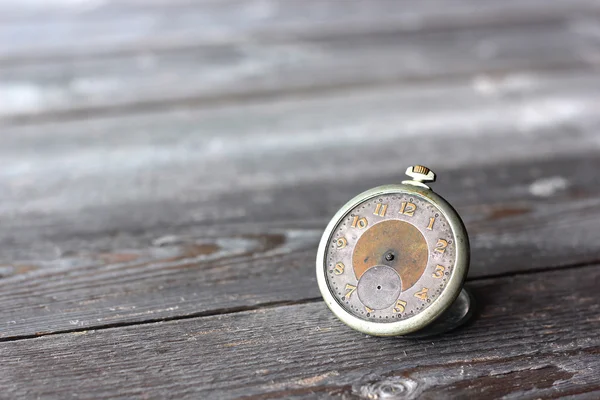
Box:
377;285;382;290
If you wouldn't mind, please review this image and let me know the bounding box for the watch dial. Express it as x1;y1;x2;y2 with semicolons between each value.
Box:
324;192;456;322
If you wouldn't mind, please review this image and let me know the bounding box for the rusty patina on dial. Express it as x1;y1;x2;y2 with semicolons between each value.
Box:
352;219;428;290
325;192;456;322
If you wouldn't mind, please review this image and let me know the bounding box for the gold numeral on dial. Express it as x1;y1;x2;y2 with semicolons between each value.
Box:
414;288;429;300
435;239;448;254
333;262;345;275
427;217;435;230
399;202;416;217
351;216;368;229
373;203;388;217
393;299;407;313
336;237;347;249
432;265;445;278
365;306;374;313
344;284;357;299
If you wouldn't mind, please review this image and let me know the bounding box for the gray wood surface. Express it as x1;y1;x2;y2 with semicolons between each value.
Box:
1;0;600;398
2;20;600;124
3;0;599;60
2;265;599;399
2;71;600;339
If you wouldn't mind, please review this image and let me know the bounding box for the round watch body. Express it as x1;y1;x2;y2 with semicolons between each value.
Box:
316;167;469;336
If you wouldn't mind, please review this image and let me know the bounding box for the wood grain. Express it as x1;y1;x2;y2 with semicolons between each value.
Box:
2;264;599;399
2;0;600;61
2;0;600;397
1;147;600;339
1;69;600;338
2;70;599;230
2;19;600;123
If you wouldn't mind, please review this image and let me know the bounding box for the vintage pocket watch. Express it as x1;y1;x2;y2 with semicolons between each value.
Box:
316;165;472;337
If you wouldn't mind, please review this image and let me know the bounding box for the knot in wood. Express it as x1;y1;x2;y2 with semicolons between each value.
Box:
357;376;420;399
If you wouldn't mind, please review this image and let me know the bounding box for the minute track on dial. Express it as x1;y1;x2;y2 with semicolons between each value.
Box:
325;192;455;323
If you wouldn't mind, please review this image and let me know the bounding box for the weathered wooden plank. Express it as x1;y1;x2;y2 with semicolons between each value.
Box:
1;153;600;341
2;70;599;226
1;71;600;338
2;19;600;123
1;265;599;399
2;0;599;62
2;2;598;398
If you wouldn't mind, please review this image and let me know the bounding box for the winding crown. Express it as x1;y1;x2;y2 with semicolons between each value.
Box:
404;165;437;186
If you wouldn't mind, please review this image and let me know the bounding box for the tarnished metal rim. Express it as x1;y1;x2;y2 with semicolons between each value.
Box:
316;184;470;337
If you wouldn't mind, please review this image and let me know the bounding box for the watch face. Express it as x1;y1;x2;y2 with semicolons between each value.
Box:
323;191;457;323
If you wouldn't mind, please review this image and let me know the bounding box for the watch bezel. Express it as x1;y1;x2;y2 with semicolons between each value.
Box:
316;184;470;336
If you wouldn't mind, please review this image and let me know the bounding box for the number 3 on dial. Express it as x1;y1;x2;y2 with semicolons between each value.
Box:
432;265;445;278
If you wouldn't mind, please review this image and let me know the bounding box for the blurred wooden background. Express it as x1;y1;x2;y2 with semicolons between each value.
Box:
1;1;600;398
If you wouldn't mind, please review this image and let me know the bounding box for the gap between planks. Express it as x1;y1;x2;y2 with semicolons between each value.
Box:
0;16;575;64
1;64;596;128
1;2;598;64
1;260;596;344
